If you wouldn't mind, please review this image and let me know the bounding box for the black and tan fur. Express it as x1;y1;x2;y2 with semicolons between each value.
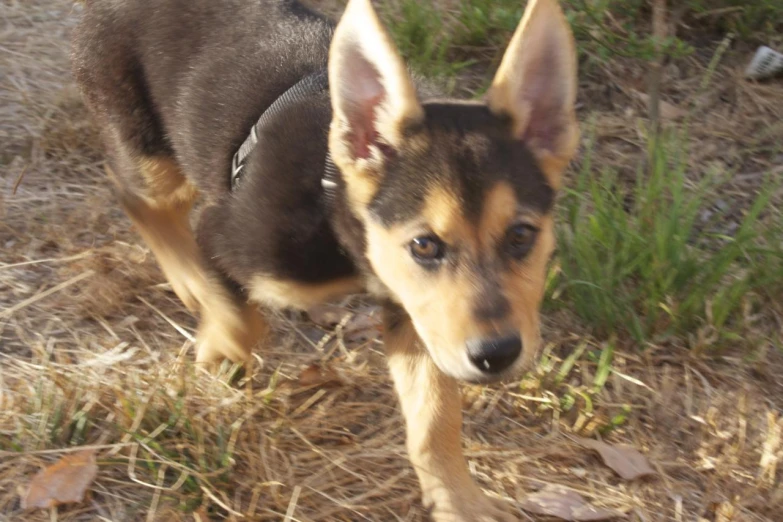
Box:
72;0;578;519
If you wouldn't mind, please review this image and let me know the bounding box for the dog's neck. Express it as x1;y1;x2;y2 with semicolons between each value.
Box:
230;70;336;207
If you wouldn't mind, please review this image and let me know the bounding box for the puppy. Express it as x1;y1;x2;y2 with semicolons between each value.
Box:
72;0;578;519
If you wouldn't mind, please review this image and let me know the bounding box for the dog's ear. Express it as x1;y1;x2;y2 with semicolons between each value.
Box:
487;0;578;189
328;0;423;175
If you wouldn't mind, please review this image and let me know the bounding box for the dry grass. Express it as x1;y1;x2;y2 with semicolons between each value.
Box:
1;1;782;521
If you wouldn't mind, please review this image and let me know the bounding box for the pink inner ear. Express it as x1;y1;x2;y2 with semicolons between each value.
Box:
516;44;570;153
349;92;383;159
341;47;386;159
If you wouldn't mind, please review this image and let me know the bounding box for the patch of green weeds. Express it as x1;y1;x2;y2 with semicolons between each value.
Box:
549;124;783;344
685;0;783;40
451;0;522;49
382;0;474;88
566;0;693;64
520;339;632;435
381;0;781;90
381;0;697;89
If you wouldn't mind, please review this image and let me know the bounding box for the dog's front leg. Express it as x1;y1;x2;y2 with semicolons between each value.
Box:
382;304;517;522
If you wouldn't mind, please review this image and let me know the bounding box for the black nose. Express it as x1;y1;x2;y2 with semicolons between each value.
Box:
467;335;522;374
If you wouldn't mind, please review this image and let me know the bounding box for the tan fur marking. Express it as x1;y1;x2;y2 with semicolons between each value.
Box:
479;181;523;245
384;315;516;520
196;296;267;364
365;218;478;379
497;220;554;370
113;157;264;363
248;276;364;310
421;186;473;245
138;157;198;207
537;152;578;188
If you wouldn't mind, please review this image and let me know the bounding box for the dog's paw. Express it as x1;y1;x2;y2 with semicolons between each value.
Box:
195;301;267;365
195;313;252;364
425;487;517;522
195;321;252;364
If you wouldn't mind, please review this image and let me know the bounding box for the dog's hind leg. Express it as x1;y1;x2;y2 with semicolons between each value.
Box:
382;304;517;522
107;154;266;364
73;20;266;364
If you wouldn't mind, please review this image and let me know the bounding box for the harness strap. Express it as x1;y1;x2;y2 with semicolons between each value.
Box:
230;70;330;190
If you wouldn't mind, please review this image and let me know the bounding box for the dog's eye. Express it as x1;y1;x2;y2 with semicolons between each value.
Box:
505;224;538;258
409;236;445;263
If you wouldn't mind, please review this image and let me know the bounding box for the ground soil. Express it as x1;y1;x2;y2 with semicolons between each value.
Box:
1;1;782;521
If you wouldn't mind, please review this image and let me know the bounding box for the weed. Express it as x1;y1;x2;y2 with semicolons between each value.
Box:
382;0;473;87
685;0;783;40
451;0;521;49
382;0;697;89
550;124;783;344
517;339;630;436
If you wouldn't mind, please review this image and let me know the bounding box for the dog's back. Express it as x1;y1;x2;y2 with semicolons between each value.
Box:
72;0;333;196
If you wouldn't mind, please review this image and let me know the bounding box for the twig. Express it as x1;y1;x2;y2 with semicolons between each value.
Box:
0;270;94;318
138;296;196;342
283;485;302;522
0;443;134;459
648;0;668;133
0;251;92;271
12;164;28;195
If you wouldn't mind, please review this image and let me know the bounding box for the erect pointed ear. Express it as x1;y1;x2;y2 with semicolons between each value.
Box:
328;0;423;176
486;0;579;189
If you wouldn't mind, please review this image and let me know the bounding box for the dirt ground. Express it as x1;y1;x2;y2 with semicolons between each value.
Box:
1;1;782;521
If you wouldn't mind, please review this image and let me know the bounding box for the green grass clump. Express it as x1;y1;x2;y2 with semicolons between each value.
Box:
382;0;475;87
685;0;783;39
381;0;696;89
450;0;522;49
550;127;783;344
381;0;781;91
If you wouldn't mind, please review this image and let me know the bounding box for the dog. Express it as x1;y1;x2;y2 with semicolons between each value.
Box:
72;0;578;519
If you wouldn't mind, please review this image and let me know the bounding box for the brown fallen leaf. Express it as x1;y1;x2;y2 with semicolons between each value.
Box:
297;363;343;388
193;505;211;522
632;90;686;120
341;306;381;345
521;485;625;521
577;437;656;480
307;304;382;345
307;303;349;329
22;449;98;509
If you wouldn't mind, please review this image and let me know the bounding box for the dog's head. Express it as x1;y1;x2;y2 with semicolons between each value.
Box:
328;0;578;383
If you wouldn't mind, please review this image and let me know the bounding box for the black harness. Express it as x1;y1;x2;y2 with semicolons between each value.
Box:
230;70;339;205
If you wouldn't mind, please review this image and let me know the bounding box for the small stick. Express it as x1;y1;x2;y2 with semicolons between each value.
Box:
138;296;196;342
0;270;94;318
648;0;667;133
12;164;28;195
283;485;302;522
0;251;92;271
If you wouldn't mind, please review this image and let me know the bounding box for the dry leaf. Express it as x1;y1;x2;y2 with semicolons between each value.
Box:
577;437;656;480
193;505;211;522
342;306;381;345
307;304;348;329
521;485;624;521
632;90;686;120
22;449;98;509
297;363;343;388
307;304;382;345
758;410;782;485
714;501;738;522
